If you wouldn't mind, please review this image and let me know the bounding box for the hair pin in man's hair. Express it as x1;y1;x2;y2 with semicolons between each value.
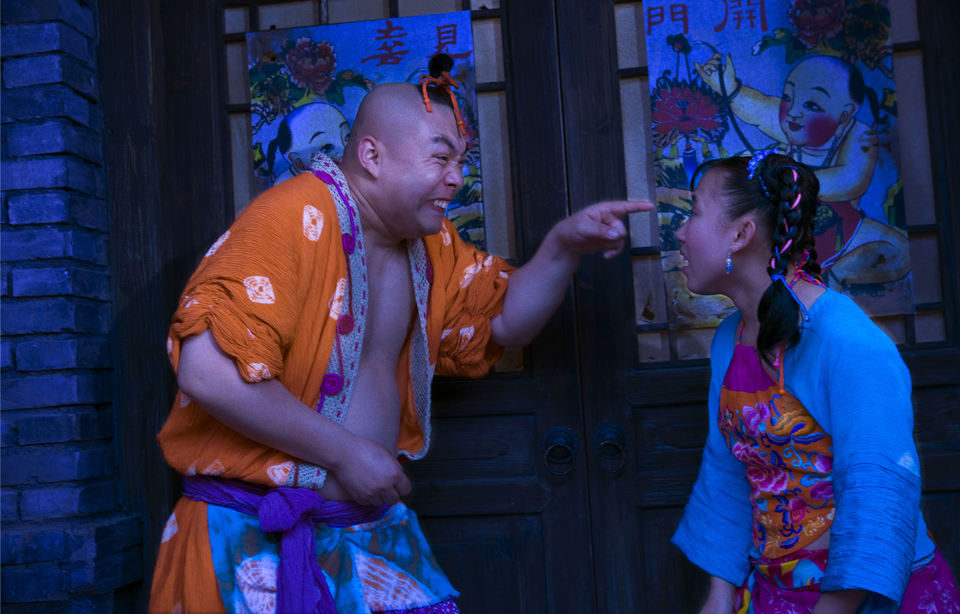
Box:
418;53;466;136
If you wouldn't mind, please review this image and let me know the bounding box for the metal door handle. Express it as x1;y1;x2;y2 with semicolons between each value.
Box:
543;426;578;476
594;422;626;474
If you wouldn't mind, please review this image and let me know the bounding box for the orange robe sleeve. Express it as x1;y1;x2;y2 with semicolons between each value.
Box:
426;219;516;379
158;173;344;488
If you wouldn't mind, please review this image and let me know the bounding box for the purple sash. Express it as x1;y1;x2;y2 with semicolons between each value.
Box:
183;476;388;614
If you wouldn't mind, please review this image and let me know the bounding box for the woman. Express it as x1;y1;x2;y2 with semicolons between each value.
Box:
671;150;959;613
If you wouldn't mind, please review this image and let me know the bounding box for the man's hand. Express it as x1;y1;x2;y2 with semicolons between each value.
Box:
695;52;737;96
329;435;412;506
551;200;654;259
491;200;652;347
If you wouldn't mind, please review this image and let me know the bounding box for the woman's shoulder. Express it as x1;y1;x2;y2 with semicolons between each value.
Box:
802;289;900;356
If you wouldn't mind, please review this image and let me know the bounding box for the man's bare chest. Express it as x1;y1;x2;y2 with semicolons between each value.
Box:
361;251;416;359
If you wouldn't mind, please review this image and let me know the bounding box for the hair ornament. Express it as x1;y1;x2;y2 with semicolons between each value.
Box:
746;149;777;201
746;149;777;179
419;53;466;136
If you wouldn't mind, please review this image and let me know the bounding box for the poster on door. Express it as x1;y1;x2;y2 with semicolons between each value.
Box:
247;11;487;249
643;0;911;328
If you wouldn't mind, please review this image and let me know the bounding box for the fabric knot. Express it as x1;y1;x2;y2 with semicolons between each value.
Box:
257;488;334;614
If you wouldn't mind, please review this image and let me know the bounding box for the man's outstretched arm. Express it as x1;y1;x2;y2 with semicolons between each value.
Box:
491;200;653;347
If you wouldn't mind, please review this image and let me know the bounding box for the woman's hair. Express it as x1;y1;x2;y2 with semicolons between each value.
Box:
690;153;822;363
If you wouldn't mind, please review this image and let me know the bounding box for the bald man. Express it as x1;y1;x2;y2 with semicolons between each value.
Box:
150;83;651;613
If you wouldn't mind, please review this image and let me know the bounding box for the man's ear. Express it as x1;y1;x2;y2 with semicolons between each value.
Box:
730;214;758;254
356;136;381;178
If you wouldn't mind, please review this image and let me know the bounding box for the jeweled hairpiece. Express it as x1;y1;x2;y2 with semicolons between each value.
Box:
418;53;466;137
746;149;776;179
746;149;777;201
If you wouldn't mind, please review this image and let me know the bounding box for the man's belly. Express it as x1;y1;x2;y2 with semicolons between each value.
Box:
317;361;402;501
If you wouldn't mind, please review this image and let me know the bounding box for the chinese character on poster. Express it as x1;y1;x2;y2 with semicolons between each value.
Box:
643;0;910;327
247;11;487;248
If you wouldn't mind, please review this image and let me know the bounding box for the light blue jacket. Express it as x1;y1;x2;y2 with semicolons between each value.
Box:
672;289;935;608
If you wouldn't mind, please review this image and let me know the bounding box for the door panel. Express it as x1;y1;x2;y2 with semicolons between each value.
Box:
425;515;551;612
412;0;599;611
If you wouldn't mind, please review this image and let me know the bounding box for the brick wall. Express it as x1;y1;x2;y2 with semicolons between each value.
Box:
1;0;142;609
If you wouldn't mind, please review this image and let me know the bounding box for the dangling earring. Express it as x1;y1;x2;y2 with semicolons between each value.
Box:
725;251;733;275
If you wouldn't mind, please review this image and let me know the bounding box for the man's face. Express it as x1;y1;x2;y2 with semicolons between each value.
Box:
377;104;467;239
779;58;856;149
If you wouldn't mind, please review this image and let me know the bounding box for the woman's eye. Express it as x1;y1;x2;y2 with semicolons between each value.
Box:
803;101;824;113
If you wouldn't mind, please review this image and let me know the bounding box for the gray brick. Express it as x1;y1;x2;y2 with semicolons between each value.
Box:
92;515;141;555
0;265;10;296
0;0;96;38
1;298;108;334
15;412;75;444
7;120;102;164
1;158;103;197
14;411;70;444
0;372;106;409
12;265;109;300
0;23;90;63
75;408;113;441
1;339;13;370
1;415;14;447
1;85;92;126
71;546;141;592
0;562;69;602
1;490;19;520
7;192;107;230
1;527;66;564
3;54;97;99
15;337;110;371
1;228;107;264
1;446;111;484
19;481;116;520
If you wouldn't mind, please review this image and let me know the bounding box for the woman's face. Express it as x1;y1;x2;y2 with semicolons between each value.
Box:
675;169;737;295
779;58;856;148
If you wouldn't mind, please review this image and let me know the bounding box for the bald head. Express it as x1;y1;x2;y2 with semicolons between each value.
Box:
344;84;454;159
336;82;468;241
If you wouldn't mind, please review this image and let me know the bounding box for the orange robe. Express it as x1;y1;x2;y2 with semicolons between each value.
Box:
150;158;513;613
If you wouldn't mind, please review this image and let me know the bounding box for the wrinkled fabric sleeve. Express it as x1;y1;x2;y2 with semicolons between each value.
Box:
167;191;317;384
809;301;922;604
671;313;754;586
435;221;515;378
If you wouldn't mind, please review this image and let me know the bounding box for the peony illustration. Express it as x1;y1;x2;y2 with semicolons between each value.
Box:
651;79;726;149
284;38;336;96
788;0;846;48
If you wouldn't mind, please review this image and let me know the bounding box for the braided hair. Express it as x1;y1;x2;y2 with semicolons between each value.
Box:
690;153;821;364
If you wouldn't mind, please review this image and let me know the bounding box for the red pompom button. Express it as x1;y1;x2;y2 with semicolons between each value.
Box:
337;313;354;335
